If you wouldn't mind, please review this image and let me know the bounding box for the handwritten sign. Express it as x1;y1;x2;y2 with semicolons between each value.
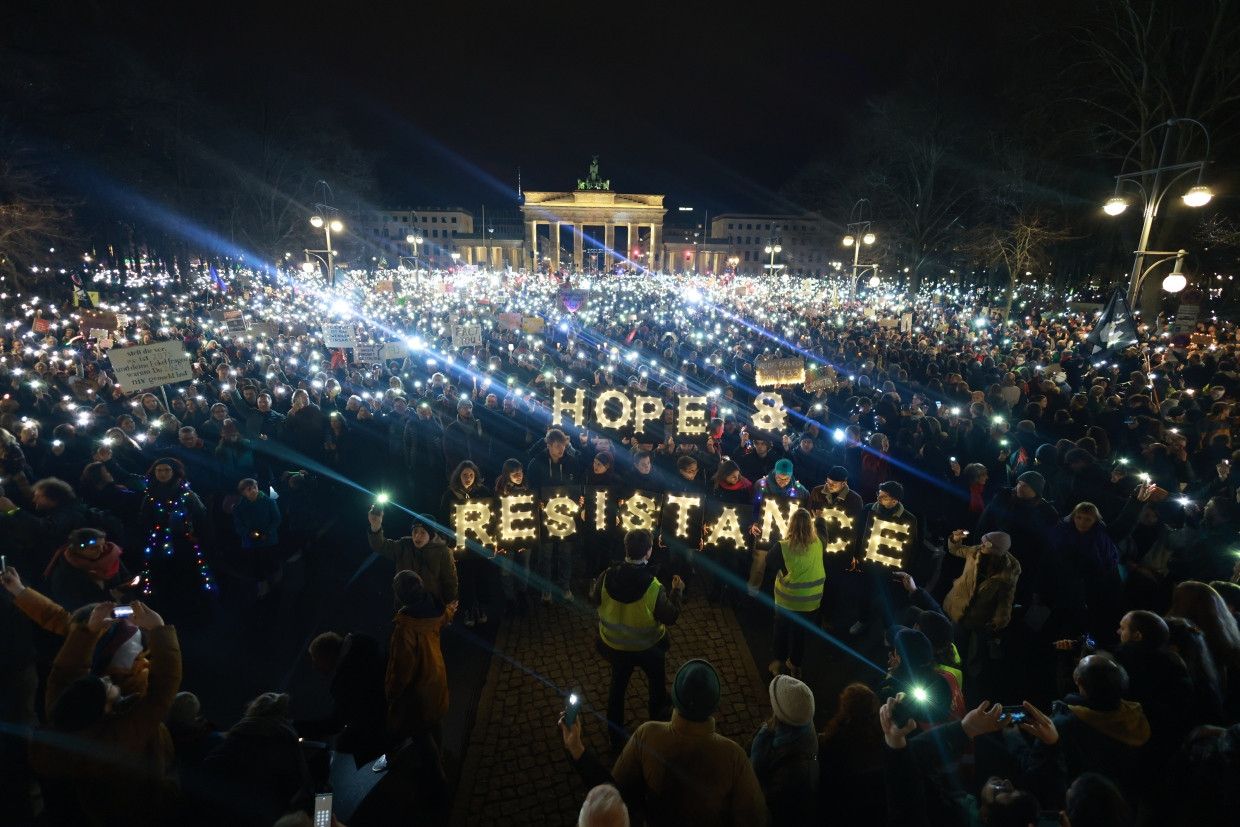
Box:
452;324;483;349
498;312;523;331
107;340;193;390
323;323;354;348
755;357;805;386
521;317;545;335
353;343;383;363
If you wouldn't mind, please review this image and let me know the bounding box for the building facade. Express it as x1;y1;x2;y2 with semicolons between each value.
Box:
710;213;842;277
351;207;474;269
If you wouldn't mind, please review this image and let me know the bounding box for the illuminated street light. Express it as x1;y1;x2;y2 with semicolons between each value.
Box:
1104;119;1212;307
309;180;343;287
844;199;878;301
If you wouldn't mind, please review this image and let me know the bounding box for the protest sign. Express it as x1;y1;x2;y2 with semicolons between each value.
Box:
521;317;545;335
376;279;395;293
32;318;50;334
498;312;523;331
323;323;354;348
559;289;587;313
755;357;805;387
249;322;278;339
452;324;483;349
353;343;383;363
107;340;193;390
803;368;836;393
383;341;409;359
223;309;247;333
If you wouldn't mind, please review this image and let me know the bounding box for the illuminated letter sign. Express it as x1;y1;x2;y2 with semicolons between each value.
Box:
864;518;910;568
453;500;494;551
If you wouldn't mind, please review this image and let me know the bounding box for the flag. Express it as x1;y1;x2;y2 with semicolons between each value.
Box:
210;265;228;292
70;272;94;308
1081;288;1140;364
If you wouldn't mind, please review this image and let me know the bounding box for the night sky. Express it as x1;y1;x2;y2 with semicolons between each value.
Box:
3;0;1031;217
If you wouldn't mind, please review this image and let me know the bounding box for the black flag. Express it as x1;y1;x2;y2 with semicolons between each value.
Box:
1081;288;1140;364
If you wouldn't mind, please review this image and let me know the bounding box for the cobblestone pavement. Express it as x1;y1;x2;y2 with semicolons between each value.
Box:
450;592;769;826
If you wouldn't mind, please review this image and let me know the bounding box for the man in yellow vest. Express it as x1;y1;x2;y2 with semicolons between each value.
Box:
590;528;685;749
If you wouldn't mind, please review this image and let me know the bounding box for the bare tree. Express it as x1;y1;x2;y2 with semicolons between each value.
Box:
0;132;76;289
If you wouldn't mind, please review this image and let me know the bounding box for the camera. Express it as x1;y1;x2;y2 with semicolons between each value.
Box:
1000;705;1027;724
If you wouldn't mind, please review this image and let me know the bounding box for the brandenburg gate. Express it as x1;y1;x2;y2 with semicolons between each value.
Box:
520;158;667;272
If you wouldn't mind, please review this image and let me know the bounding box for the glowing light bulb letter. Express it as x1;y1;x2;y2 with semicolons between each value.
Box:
820;507;856;554
663;494;701;540
592;488;609;531
865;518;910;568
543;495;580;539
676;396;709;437
594;390;631;431
618;492;660;532
632;395;662;437
710;506;747;547
499;493;538;543
454;501;494;551
760;499;799;543
752;392;787;432
551;385;586;430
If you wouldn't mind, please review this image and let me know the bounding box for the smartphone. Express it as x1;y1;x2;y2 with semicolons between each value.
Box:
314;793;332;827
565;692;581;727
1001;705;1028;724
950;456;957;463
0;554;7;572
112;605;134;618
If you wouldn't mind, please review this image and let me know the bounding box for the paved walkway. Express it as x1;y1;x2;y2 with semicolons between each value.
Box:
450;594;769;826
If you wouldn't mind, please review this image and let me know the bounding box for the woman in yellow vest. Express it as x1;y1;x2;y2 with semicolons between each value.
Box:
771;508;826;679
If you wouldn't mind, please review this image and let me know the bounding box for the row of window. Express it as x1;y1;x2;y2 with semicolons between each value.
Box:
374;228;457;239
377;215;460;224
725;222;819;232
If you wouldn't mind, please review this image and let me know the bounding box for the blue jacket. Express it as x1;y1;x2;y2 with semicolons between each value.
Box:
233;493;281;549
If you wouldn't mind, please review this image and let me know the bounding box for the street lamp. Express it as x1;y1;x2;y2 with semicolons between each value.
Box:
764;242;782;276
727;255;739;275
843;199;877;302
405;233;424;285
308;215;344;287
1130;249;1189;305
1104;119;1212;307
450;251;460;270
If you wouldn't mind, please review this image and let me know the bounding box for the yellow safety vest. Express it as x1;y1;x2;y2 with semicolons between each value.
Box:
598;576;667;651
774;540;826;611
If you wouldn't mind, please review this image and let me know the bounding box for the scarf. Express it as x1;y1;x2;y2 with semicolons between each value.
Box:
968;484;986;517
46;539;123;580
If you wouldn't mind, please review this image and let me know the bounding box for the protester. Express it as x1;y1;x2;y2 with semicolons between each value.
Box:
589;528;684;748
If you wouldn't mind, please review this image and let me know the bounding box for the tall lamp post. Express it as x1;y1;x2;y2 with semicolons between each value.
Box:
764;241;782;277
405;233;424;285
843;198;876;303
1103;119;1212;308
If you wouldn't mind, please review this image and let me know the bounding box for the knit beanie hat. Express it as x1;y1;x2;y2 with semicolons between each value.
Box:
982;531;1012;554
769;675;815;727
1017;471;1046;498
50;675;108;731
894;629;935;670
671;659;721;722
1034;444;1058;464
774;458;794;476
827;466;849;482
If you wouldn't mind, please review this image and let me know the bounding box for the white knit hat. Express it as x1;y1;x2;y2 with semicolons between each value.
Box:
769;675;815;727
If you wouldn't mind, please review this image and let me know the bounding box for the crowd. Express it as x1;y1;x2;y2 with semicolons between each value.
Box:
1;264;1240;826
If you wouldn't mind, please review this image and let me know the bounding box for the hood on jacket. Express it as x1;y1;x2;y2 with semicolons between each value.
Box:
1067;700;1151;747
